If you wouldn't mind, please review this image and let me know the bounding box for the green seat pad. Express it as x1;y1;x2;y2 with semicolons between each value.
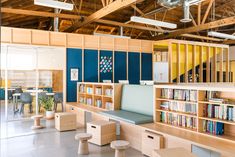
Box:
100;110;153;124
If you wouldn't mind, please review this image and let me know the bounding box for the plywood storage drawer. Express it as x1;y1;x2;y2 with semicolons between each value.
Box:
87;120;116;146
142;131;164;157
55;112;77;131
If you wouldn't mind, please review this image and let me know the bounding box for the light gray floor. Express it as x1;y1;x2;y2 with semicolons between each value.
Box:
0;120;144;157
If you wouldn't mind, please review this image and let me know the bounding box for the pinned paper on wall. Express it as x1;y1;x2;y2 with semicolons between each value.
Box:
100;56;112;73
71;68;79;81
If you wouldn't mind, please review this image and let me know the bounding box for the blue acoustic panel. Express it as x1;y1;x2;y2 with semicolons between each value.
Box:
100;50;113;83
66;48;82;102
114;51;127;83
84;49;98;82
141;53;153;80
128;52;140;84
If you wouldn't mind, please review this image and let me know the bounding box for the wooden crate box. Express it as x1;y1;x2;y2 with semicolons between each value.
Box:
55;112;77;131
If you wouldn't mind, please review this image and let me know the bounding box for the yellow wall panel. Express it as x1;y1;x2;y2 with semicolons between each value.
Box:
172;44;177;81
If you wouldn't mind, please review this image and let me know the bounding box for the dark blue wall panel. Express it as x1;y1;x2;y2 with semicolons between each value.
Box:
100;50;113;82
66;48;82;102
84;49;98;82
114;51;127;83
141;53;152;80
128;52;140;84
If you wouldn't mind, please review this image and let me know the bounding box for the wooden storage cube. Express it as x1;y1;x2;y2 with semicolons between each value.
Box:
142;131;164;157
55;112;77;131
87;120;116;146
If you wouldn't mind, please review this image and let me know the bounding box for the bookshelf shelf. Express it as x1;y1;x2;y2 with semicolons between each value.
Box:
199;117;235;126
156;109;197;118
156;98;197;104
77;82;122;111
154;84;235;143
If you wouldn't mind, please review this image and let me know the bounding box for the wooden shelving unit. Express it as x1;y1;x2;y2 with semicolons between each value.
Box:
77;82;122;110
154;83;235;143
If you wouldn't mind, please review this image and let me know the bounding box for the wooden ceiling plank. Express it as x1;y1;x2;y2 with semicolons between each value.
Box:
154;16;235;40
101;0;106;7
181;34;223;42
64;0;143;32
197;2;201;25
201;0;214;24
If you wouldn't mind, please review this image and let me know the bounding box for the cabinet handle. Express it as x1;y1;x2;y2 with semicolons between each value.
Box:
147;135;154;139
71;107;74;110
91;125;96;129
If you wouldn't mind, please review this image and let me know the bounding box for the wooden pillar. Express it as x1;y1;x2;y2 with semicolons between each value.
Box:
177;43;180;83
220;48;224;82
185;44;188;83
225;48;230;82
169;43;172;83
192;45;196;83
199;46;203;82
213;47;217;82
206;47;210;82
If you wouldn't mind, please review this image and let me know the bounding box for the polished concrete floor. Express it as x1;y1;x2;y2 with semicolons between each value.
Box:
0;119;144;157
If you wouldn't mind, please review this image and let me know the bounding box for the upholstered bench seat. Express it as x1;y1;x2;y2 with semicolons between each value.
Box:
100;110;153;125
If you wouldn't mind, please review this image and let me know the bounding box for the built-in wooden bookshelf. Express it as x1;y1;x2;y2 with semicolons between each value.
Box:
77;82;122;110
154;83;235;143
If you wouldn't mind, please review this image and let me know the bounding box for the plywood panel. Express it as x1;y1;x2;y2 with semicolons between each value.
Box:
49;32;66;46
12;28;31;44
1;27;11;43
141;40;152;53
99;36;114;50
32;30;49;45
84;35;99;49
67;33;83;48
128;39;141;52
52;70;63;92
114;38;128;51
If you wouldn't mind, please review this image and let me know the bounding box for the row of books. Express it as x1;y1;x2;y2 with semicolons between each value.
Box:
161;89;198;102
160;112;197;129
86;98;92;105
160;102;197;115
105;89;113;96
105;102;113;110
79;84;85;93
95;88;102;95
204;104;235;121
202;120;224;135
86;87;93;94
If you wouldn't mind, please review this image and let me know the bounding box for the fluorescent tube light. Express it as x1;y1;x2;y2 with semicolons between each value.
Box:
34;0;73;11
208;31;235;40
94;33;131;39
130;16;177;29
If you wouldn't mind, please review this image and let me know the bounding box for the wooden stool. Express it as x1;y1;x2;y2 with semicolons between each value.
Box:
75;133;92;155
111;140;130;157
153;147;197;157
31;115;44;130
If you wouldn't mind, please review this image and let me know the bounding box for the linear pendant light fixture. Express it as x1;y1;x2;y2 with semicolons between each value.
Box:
208;31;235;40
34;0;73;11
130;16;177;29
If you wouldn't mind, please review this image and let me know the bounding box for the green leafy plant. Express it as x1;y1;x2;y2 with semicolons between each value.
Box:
39;96;54;111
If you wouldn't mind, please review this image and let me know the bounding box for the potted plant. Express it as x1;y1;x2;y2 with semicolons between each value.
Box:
39;96;55;120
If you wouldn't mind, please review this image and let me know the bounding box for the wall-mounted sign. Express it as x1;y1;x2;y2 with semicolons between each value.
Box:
71;68;78;81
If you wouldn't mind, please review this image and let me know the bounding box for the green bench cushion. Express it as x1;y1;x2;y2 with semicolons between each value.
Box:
100;110;153;124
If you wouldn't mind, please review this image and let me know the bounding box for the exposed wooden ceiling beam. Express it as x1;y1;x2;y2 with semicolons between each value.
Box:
181;34;222;42
1;7;82;20
154;16;235;40
201;0;214;24
2;7;164;33
64;0;144;32
223;40;235;45
197;3;201;25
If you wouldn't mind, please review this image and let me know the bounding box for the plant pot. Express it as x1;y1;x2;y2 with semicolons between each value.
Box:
46;110;55;120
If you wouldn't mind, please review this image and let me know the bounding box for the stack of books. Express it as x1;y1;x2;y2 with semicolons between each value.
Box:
105;102;112;110
95;99;102;108
79;97;86;104
95;88;102;95
160;102;197;115
160;112;197;129
79;84;85;93
86;98;92;105
202;120;224;135
161;88;174;99
105;89;113;96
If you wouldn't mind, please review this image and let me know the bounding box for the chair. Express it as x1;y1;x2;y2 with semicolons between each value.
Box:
38;92;48;113
20;92;33;114
54;92;63;112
